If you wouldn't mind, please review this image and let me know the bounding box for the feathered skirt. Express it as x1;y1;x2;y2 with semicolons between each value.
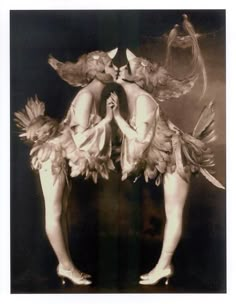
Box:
120;103;224;189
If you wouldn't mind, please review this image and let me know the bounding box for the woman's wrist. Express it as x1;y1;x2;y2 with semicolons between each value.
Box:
102;116;111;125
114;112;121;120
114;114;136;139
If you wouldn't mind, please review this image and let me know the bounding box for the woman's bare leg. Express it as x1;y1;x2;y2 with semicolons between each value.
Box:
39;161;73;270
140;171;190;283
39;163;91;283
61;182;71;257
157;171;190;268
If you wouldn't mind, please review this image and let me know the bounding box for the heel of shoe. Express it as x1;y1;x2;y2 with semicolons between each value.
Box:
165;268;174;286
59;276;66;286
165;276;170;286
57;267;92;286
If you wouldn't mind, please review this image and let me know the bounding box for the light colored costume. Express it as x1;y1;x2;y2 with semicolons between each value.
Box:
62;94;114;182
120;94;224;189
14;96;114;184
14;49;118;184
120;15;223;189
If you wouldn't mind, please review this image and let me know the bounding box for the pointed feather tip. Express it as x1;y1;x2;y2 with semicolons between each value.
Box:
206;98;215;108
35;94;39;102
200;168;225;190
19;133;27;137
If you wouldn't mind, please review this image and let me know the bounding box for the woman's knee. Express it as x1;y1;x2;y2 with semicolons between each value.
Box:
45;201;64;230
165;205;183;221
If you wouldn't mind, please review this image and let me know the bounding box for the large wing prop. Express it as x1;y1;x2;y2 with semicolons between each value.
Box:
165;33;202;49
151;66;198;102
130;15;208;102
165;14;207;100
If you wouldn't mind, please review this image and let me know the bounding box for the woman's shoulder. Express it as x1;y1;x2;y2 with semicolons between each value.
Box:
76;88;93;99
135;91;158;111
72;89;94;107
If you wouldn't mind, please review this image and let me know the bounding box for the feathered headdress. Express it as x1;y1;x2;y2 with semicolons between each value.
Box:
48;48;118;87
125;51;198;102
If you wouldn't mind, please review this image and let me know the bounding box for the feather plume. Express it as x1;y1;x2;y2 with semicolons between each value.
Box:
182;14;207;100
192;101;216;144
165;24;179;67
200;168;225;189
14;97;45;131
14;97;59;144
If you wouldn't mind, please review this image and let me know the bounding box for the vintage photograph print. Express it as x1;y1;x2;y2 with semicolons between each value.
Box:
11;10;226;293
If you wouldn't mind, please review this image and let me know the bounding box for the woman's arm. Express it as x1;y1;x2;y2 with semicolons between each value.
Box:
113;115;137;139
71;90;113;147
111;93;157;141
72;91;93;132
135;95;157;142
72;91;113;133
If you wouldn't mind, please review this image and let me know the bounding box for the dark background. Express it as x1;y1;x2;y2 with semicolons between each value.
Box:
11;10;226;293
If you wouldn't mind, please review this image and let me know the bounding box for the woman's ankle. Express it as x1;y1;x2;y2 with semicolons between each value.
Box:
59;261;74;270
154;261;172;271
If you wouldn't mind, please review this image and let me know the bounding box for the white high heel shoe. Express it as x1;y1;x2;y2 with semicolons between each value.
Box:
139;265;174;285
57;264;92;286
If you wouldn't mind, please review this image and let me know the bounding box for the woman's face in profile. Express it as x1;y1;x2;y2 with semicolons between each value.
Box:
117;65;127;81
116;65;129;82
116;60;136;83
104;60;118;81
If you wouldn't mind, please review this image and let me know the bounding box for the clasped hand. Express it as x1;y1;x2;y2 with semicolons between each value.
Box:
105;92;120;122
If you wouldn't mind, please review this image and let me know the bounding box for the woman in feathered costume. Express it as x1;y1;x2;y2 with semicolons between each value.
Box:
14;48;118;285
107;15;224;285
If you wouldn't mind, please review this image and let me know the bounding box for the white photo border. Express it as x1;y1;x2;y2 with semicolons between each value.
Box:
1;1;235;303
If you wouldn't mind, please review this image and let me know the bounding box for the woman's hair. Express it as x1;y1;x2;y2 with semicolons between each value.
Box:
50;51;114;87
86;51;114;84
127;57;164;94
127;56;198;102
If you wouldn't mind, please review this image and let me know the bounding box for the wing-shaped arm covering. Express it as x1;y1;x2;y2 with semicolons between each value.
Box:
48;54;88;87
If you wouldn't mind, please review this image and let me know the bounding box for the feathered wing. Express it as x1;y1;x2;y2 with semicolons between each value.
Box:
14;96;45;139
14;97;59;143
151;66;198;102
192;101;216;143
182;15;207;100
14;97;67;184
48;54;88;87
184;101;225;189
168;33;202;49
165;25;179;67
155;15;207;102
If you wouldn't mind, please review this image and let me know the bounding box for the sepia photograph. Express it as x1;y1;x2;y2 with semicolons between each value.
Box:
10;9;226;295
